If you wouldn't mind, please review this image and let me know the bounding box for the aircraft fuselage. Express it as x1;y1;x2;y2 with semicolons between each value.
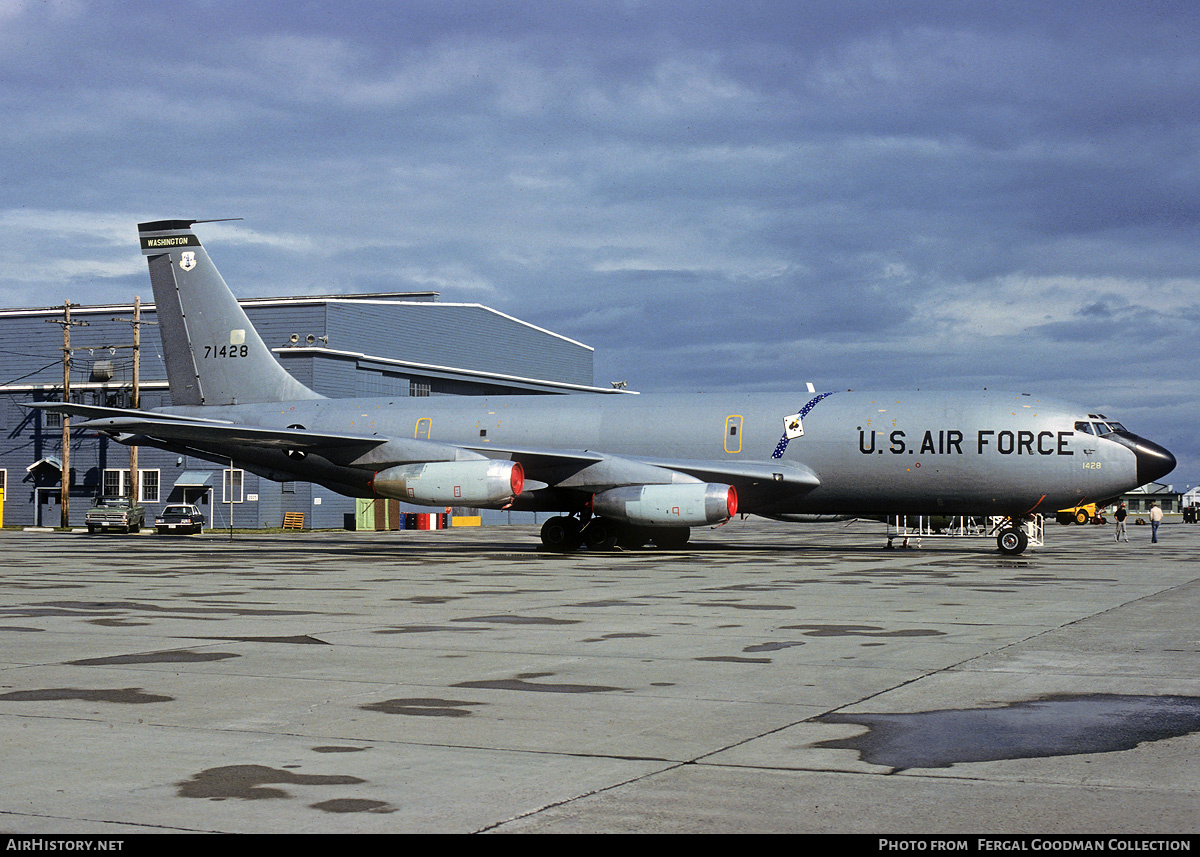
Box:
160;387;1146;518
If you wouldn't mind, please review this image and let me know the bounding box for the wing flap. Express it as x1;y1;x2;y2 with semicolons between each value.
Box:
642;458;820;490
465;444;820;503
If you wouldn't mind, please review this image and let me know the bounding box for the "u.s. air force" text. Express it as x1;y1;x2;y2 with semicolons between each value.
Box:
858;429;1074;456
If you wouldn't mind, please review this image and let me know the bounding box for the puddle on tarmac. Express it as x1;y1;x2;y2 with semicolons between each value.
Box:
695;601;795;611
744;641;806;652
176;764;364;800
310;798;396;814
453;614;579;625
361;697;484;717
572;599;648;607
583;632;657;642
0;687;172;704
189;635;329;645
67;650;239;666
781;623;944;638
815;693;1200;770
455;671;624;693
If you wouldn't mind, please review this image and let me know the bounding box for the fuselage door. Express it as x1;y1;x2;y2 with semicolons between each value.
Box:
415;417;432;440
725;415;743;454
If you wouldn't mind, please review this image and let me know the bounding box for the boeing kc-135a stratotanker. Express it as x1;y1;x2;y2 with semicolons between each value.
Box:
31;220;1176;554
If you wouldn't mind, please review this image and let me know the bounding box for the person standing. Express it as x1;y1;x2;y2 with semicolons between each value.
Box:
1149;501;1163;543
1115;502;1128;542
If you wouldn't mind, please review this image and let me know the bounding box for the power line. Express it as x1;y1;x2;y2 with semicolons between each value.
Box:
1;360;64;387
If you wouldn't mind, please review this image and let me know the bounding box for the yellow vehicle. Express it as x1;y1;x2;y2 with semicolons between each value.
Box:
1055;503;1102;525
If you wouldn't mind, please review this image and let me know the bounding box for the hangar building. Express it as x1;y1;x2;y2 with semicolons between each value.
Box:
0;293;611;529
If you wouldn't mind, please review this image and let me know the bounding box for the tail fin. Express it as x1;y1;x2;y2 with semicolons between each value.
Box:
139;220;322;406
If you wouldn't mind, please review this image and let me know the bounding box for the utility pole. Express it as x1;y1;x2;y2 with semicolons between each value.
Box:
46;302;88;528
112;297;154;504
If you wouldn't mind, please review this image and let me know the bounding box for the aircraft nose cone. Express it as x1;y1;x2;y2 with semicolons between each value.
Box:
1131;436;1176;486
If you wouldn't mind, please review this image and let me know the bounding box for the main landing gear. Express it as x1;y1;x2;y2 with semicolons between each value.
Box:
539;515;690;552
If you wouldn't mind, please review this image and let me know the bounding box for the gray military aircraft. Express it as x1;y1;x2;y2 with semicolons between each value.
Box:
34;220;1176;555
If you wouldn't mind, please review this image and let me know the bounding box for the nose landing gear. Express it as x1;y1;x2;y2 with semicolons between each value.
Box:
996;525;1029;556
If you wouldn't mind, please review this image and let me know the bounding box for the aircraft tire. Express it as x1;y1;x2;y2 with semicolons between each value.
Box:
651;527;691;550
582;518;619;551
996;527;1028;556
540;516;581;552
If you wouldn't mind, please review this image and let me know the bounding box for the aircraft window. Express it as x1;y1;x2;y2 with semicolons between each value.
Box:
1075;421;1094;435
1108;421;1126;433
1094;422;1116;435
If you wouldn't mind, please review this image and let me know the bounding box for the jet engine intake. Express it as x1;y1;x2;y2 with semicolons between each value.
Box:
592;482;736;527
372;460;524;507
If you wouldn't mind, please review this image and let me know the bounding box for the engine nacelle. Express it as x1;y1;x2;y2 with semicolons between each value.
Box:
591;482;737;527
372;460;524;507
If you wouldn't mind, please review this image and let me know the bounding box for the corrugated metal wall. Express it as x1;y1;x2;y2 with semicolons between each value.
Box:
0;296;594;529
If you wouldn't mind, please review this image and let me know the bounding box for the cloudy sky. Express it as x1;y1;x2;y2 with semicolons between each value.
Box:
2;0;1197;487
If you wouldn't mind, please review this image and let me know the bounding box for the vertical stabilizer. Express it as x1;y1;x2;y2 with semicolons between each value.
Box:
138;220;322;406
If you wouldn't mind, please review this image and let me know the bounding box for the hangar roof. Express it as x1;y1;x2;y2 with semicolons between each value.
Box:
0;293;619;396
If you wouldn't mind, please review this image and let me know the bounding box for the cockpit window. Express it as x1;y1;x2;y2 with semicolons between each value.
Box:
1107;421;1126;433
1075;421;1094;435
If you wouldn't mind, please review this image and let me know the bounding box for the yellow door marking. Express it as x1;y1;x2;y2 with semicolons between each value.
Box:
725;415;743;454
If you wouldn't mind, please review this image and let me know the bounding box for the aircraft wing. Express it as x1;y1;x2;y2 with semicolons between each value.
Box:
632;457;820;490
77;416;385;452
26;403;820;505
463;444;820;505
22;403;385;453
24;402;231;424
23;403;443;463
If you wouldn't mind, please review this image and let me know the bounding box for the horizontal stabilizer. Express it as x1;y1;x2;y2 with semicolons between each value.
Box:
23;402;231;424
76;415;383;452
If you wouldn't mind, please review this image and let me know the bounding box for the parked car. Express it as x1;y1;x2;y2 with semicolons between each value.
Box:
86;497;146;534
155;504;206;535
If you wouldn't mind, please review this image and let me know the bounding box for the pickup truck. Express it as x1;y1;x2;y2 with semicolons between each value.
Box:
154;504;206;535
85;497;146;534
